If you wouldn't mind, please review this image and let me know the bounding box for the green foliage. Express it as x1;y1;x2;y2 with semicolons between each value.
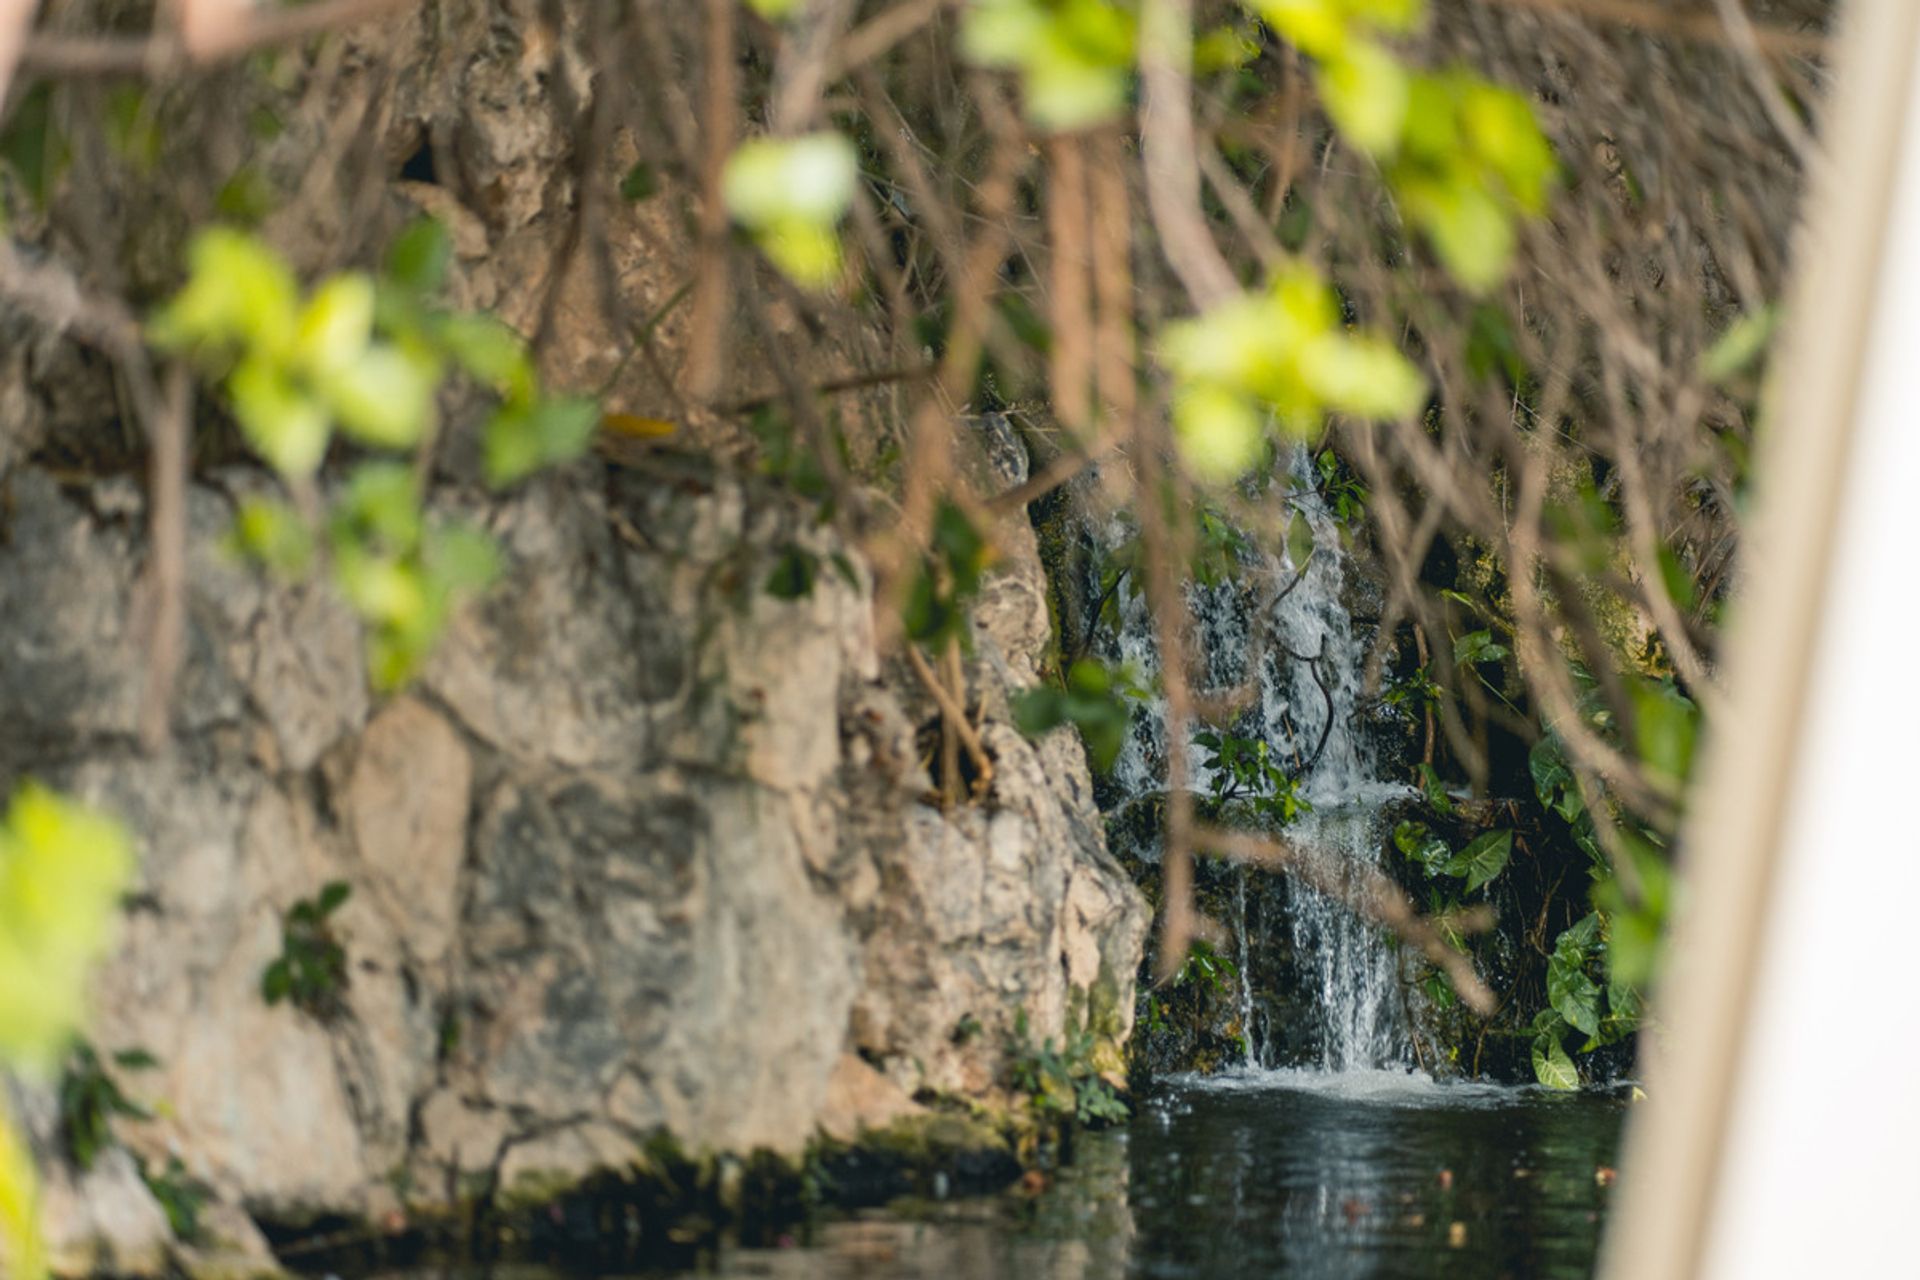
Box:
0;783;135;1280
261;881;352;1019
1160;267;1425;482
1382;664;1440;718
1530;1034;1579;1091
618;160;660;203
140;1157;209;1242
1253;0;1556;291
722;133;859;287
1013;658;1144;771
0;783;135;1071
1197;730;1311;825
153;224;586;688
58;1042;156;1171
904;500;992;646
1395;820;1509;894
1315;449;1367;527
1444;828;1510;894
0;84;66;210
1452;628;1508;668
764;545;821;600
328;463;501;688
1006;1008;1128;1127
962;0;1139;132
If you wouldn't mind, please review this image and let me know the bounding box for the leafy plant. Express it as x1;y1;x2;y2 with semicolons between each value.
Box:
1197;730;1311;825
722;132;859;287
903;500;993;647
152;223;594;688
1161;265;1426;482
58;1042;157;1171
1013;658;1144;771
1006;1008;1128;1127
962;0;1139;133
261;881;352;1019
0;783;135;1280
1315;448;1368;528
140;1156;210;1242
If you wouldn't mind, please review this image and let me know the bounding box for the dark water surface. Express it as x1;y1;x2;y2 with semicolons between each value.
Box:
371;1070;1627;1279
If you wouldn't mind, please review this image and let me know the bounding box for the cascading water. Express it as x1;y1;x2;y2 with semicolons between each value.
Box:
1102;445;1419;1075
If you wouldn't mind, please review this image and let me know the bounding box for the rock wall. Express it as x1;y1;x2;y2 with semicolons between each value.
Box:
0;455;1146;1273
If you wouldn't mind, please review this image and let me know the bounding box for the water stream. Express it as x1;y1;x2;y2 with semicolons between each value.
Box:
1106;445;1424;1074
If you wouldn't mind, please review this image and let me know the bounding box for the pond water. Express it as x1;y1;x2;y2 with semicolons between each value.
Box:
361;1068;1626;1280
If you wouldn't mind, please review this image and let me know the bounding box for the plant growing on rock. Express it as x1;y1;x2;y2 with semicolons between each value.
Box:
261;881;352;1020
1007;1007;1128;1128
57;1041;158;1171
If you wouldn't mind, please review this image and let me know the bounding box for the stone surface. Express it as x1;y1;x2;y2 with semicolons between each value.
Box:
0;456;1146;1271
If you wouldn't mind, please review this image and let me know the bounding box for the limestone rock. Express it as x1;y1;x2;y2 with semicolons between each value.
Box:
2;460;1145;1266
818;1054;926;1143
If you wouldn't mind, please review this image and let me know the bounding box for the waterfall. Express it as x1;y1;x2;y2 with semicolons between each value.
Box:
1099;445;1418;1074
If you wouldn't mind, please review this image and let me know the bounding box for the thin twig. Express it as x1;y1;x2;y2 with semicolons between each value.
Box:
904;641;995;800
686;0;736;401
1468;0;1828;60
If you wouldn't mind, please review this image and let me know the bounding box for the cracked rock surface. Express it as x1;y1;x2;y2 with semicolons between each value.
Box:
0;457;1146;1273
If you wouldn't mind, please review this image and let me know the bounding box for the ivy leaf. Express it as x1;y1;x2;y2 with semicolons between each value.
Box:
1300;332;1426;421
1531;1036;1579;1091
1173;383;1265;482
1444;828;1510;892
765;545;820;600
228;498;314;579
1633;681;1699;792
423;525;501;596
149;227;300;359
484;397;600;487
1285;508;1314;570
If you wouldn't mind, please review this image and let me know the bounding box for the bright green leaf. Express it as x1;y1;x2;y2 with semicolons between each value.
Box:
229;357;331;478
1531;1036;1579;1090
291;274;375;380
1173;383;1266;482
1403;174;1515;293
325;343;440;449
1317;39;1409;156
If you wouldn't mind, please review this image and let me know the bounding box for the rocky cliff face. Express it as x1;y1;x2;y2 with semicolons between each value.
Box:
0;455;1147;1274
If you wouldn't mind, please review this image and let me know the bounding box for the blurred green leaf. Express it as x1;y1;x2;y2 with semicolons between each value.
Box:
229;358;330;478
1700;306;1779;383
484;396;599;488
325;343;440;449
1317;39;1408;156
386;217;452;294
